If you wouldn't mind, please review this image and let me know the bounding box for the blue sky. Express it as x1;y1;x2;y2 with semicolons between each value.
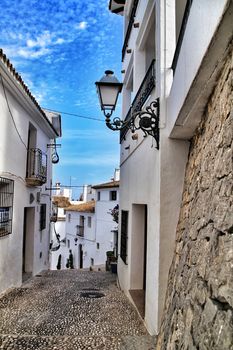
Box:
0;0;123;198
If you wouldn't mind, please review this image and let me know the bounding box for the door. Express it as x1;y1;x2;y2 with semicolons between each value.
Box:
79;244;83;269
129;204;147;318
22;207;35;278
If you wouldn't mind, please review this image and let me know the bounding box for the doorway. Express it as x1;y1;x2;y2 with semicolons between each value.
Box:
22;207;35;281
129;204;147;318
79;244;83;269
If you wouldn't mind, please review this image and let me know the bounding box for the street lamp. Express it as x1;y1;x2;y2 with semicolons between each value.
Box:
95;70;160;149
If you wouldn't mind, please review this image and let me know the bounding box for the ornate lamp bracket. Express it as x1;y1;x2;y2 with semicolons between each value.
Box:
105;98;160;149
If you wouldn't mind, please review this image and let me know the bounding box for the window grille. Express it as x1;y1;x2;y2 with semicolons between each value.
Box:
110;190;117;201
40;203;46;231
0;177;14;237
120;210;128;264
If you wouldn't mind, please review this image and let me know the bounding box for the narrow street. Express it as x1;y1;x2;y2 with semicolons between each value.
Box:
0;270;156;350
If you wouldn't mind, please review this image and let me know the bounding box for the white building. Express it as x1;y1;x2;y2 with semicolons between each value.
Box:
0;49;61;294
108;0;232;336
50;176;119;270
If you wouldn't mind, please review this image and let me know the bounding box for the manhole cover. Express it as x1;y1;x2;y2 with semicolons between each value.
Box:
80;291;105;299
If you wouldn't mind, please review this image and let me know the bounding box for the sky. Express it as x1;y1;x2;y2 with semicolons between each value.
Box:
0;0;123;199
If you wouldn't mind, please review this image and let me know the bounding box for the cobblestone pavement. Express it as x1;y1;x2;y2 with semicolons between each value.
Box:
0;270;157;350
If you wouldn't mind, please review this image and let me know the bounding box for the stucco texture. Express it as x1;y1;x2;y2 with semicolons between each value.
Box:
157;47;233;349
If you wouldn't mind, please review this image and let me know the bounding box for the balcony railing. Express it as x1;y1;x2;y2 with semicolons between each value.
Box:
76;225;84;237
122;0;139;61
120;59;156;142
26;148;47;186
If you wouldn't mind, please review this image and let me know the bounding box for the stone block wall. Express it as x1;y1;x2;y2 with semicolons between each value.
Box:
157;48;233;349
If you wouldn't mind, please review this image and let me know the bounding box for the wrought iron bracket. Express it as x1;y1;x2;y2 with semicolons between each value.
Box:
105;98;160;149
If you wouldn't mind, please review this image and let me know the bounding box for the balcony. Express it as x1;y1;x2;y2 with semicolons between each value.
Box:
26;148;47;186
122;0;139;61
76;225;84;237
120;59;156;142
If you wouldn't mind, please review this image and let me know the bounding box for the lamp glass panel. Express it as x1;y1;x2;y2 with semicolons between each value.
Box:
100;85;119;110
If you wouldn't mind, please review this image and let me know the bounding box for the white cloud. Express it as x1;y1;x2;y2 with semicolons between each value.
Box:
26;31;52;48
55;38;65;45
75;21;87;30
17;47;51;59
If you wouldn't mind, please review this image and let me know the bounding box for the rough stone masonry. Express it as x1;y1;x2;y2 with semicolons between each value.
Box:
157;46;233;349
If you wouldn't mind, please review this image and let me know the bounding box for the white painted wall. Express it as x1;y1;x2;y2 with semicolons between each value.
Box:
116;0;230;335
95;187;119;264
49;184;119;270
0;58;60;294
168;0;229;130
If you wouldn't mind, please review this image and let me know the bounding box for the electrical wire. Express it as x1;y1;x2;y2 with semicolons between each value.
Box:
43;107;104;122
0;73;28;149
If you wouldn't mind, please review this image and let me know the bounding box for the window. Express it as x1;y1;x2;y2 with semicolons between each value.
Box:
97;191;101;201
88;216;92;228
67;239;70;248
172;0;192;71
120;211;128;264
97;242;100;250
0;177;14;237
77;215;85;237
110;190;117;201
68;213;71;222
91;258;94;266
80;215;85;226
40;203;46;231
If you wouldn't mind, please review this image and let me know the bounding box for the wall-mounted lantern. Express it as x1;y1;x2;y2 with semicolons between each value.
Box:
95;70;160;149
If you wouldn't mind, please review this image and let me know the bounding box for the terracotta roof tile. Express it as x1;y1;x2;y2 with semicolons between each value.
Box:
66;201;95;213
92;180;119;189
53;196;71;208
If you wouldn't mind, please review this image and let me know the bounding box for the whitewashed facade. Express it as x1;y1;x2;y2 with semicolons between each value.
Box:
50;178;119;270
109;0;232;335
0;49;61;294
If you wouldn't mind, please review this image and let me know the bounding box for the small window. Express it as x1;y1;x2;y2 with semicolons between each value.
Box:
91;258;94;266
40;203;46;231
97;242;100;250
97;191;101;201
110;190;117;201
68;213;71;222
67;239;70;248
87;216;92;228
0;177;14;237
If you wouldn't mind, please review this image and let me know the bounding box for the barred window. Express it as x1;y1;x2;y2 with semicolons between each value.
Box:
40;203;46;231
0;177;14;237
120;210;128;264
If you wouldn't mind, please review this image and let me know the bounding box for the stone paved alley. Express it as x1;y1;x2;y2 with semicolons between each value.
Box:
0;270;156;350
